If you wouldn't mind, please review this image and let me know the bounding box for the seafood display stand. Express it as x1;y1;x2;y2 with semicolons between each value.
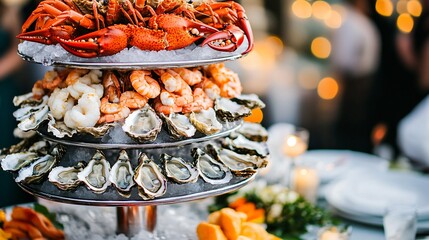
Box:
15;55;258;237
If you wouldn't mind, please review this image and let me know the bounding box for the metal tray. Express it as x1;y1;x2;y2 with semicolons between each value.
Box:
17;144;256;206
37;120;242;149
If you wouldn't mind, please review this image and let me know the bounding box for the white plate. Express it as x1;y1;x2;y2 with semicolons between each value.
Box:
300;150;389;183
326;170;429;219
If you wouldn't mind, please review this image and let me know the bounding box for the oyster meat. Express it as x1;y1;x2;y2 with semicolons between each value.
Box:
18;105;49;132
1;152;39;172
13;92;35;107
189;108;223;135
161;113;196;138
208;144;267;176
134;153;167;200
77;150;111;194
222;135;269;157
232;94;266;109
192;148;232;185
13;96;48;121
15;154;57;184
13;128;37;139
48;162;85;191
234;122;268;142
161;153;199;184
109;150;135;198
122;105;162;142
47;114;77;138
214;98;251;122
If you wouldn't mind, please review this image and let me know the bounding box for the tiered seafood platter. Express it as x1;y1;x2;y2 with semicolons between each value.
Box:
1;0;269;237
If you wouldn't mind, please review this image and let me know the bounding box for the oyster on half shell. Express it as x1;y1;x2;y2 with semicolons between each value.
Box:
161;113;196;138
207;144;266;176
78;123;115;138
192;148;232;185
13;96;48;121
49;162;85;191
15;154;56;184
214;98;252;122
134;153;167;200
222;135;269;157
232;94;266;109
77;150;111;194
109;150;135;198
18;105;49;132
122;105;162;142
47;114;77;138
233;122;268;142
189;108;222;135
1;152;39;172
161;153;199;184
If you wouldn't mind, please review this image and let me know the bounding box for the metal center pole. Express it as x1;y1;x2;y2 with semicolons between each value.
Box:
116;206;158;237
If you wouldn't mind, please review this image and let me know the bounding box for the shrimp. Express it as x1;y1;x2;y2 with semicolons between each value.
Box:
183;88;214;113
130;70;161;99
195;76;221;100
41;71;63;91
102;71;121;103
48;88;75;120
156;69;184;92
68;81;103;100
65;69;90;86
153;98;182;115
206;63;242;98
173;68;203;86
120;91;148;109
100;97;123;114
156;70;194;105
64;93;101;128
32;80;45;100
98;106;130;124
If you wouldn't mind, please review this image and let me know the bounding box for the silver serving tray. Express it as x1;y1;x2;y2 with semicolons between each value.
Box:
17;144;256;206
37;120;242;149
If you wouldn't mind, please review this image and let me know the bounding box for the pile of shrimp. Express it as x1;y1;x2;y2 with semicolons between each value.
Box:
32;63;242;126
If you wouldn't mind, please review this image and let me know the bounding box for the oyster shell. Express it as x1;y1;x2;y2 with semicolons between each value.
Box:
207;144;266;176
122;106;162;142
232;94;266;109
13;128;37;139
48;162;85;191
134;153;167;200
189;108;222;135
28;140;50;155
13;92;35;107
222;135;269;157
161;153;199;184
77;150;111;194
161;113;196;138
234;122;268;142
192;148;232;185
47;114;77;138
1;152;39;172
77;123;114;138
18;105;49;132
13;96;48;121
15;154;57;184
214;98;252;122
109;150;135;198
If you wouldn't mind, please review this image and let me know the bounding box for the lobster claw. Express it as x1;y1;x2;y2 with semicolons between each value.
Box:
17;26;75;45
202;25;245;52
57;26;128;58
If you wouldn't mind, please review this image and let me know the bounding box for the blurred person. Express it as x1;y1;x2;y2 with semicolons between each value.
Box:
397;11;429;167
331;0;381;153
0;0;36;207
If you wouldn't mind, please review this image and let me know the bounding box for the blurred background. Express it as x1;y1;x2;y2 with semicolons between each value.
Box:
0;0;428;205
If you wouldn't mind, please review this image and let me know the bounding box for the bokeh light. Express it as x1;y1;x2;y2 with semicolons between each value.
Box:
324;10;342;29
312;1;331;20
311;37;331;59
375;0;394;17
292;0;312;19
397;13;414;33
317;77;339;100
407;0;422;17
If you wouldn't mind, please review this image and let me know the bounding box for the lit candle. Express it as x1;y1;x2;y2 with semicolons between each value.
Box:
292;167;319;204
283;135;308;157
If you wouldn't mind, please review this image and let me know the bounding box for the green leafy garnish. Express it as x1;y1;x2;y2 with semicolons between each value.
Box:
34;203;64;230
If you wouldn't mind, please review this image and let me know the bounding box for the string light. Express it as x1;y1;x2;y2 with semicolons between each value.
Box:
311;37;331;59
312;1;331;20
375;0;394;17
407;0;422;17
397;13;414;33
317;77;339;100
292;0;312;19
324;10;342;29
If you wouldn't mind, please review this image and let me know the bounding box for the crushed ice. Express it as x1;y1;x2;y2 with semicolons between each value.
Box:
18;40;248;65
